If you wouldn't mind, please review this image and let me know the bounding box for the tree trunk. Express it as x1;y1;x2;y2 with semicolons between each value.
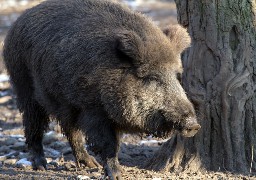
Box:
146;0;256;173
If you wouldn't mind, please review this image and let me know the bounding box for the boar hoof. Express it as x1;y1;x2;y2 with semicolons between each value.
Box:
32;156;47;170
104;162;123;180
76;155;101;168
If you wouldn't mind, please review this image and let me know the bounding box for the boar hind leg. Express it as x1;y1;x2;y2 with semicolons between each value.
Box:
64;128;100;168
23;101;49;170
5;58;49;170
78;112;122;180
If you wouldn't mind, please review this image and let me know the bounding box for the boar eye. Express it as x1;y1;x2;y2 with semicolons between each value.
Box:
143;75;161;85
148;75;159;81
176;73;182;83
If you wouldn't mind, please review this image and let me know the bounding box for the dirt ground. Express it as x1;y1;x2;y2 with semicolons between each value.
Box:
0;0;256;179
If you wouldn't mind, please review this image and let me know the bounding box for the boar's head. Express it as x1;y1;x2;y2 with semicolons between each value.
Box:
100;24;200;138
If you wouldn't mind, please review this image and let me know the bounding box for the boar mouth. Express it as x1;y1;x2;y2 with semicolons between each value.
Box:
174;117;201;137
145;110;175;138
145;112;200;138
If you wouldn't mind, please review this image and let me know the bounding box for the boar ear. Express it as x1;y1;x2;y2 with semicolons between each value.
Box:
163;24;191;54
115;30;144;66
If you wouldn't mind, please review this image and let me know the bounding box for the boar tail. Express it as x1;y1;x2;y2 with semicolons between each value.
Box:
7;62;34;112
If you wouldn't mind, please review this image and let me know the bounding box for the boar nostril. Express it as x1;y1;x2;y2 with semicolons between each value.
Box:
187;124;201;131
181;123;201;137
158;110;165;116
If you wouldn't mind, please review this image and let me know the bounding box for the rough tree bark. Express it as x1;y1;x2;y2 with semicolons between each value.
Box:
146;0;256;173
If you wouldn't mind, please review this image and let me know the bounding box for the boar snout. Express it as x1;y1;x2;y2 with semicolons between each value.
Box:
179;117;201;137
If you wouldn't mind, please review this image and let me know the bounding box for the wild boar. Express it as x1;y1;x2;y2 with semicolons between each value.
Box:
3;0;200;179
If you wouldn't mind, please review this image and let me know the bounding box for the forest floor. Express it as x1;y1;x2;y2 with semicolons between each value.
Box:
0;0;256;179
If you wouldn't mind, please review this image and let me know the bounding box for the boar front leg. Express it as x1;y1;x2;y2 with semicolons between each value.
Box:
100;128;122;180
64;128;100;168
78;111;122;180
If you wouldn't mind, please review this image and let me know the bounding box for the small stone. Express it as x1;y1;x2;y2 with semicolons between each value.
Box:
55;166;65;171
0;91;9;97
18;152;29;159
118;152;131;160
11;141;25;150
45;148;61;158
16;158;32;169
62;147;72;155
49;160;59;167
46;158;53;163
50;141;66;149
18;137;25;142
4;159;17;165
77;175;90;180
0;96;11;104
91;172;102;178
47;164;55;169
0;74;9;82
0;82;10;90
9;134;24;138
43;131;59;144
0;138;5;147
0;156;7;161
2;151;19;159
64;163;73;171
64;161;76;170
0;146;10;153
5;138;16;146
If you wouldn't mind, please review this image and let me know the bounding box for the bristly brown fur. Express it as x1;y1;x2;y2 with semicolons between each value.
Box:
163;24;191;54
3;0;198;178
